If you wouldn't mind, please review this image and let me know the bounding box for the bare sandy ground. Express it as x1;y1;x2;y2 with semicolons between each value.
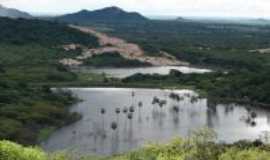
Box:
249;48;270;54
60;25;189;66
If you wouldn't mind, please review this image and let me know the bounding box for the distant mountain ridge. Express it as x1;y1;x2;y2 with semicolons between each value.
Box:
175;16;270;25
0;4;32;18
55;6;148;24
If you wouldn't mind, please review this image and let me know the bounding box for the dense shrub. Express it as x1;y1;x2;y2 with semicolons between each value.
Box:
0;17;99;47
0;141;46;160
219;148;270;160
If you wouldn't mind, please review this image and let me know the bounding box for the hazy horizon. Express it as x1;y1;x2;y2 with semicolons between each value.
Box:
1;0;270;19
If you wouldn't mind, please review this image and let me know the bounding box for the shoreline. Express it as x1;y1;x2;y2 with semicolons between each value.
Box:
38;81;270;109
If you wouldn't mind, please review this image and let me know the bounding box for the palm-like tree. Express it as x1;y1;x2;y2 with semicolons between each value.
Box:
190;96;199;104
251;121;257;127
138;101;143;108
115;107;121;122
100;108;106;137
129;106;135;113
138;102;143;123
173;105;180;113
159;100;167;108
101;108;106;115
122;107;128;114
131;91;135;106
111;122;118;130
250;111;257;119
127;113;133;120
115;108;121;114
152;96;160;105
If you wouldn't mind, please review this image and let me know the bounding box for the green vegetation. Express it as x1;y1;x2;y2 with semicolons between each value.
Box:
0;44;80;83
82;20;270;106
0;17;99;47
122;69;270;106
84;52;151;67
89;21;270;70
1;129;270;160
55;6;148;24
0;80;81;145
0;17;99;83
0;17;99;145
2;13;270;158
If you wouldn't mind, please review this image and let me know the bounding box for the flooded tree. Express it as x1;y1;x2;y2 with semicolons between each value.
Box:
173;105;180;113
101;108;106;115
127;113;133;120
251;112;257;119
131;91;135;105
138;101;143;123
115;107;121;122
101;108;107;137
129;106;135;113
159;100;167;108
111;122;118;130
251;121;257;127
190;96;199;104
123;107;128;114
138;101;143;108
152;96;160;105
115;108;121;114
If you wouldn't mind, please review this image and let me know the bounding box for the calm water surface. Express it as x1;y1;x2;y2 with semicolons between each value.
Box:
42;88;270;155
76;66;212;78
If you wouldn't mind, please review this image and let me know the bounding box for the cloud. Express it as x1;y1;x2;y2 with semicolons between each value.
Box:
1;0;270;17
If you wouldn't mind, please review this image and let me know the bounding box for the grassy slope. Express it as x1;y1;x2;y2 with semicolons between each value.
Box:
1;129;270;160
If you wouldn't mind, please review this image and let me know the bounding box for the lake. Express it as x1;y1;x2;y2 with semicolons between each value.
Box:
42;88;270;156
74;66;212;78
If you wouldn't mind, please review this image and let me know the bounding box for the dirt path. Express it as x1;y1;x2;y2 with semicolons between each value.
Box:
60;25;189;66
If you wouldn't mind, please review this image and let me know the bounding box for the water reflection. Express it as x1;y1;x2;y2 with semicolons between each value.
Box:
206;100;219;128
42;88;270;156
111;128;120;154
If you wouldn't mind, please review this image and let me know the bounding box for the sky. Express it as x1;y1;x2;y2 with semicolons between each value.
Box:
1;0;270;18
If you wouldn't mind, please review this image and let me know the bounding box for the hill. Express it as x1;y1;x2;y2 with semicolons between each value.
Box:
0;4;32;19
0;17;98;47
55;6;148;24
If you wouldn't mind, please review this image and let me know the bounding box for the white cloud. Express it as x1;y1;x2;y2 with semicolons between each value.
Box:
1;0;270;17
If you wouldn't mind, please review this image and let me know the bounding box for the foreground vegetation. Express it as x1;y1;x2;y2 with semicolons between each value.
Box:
1;129;270;160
